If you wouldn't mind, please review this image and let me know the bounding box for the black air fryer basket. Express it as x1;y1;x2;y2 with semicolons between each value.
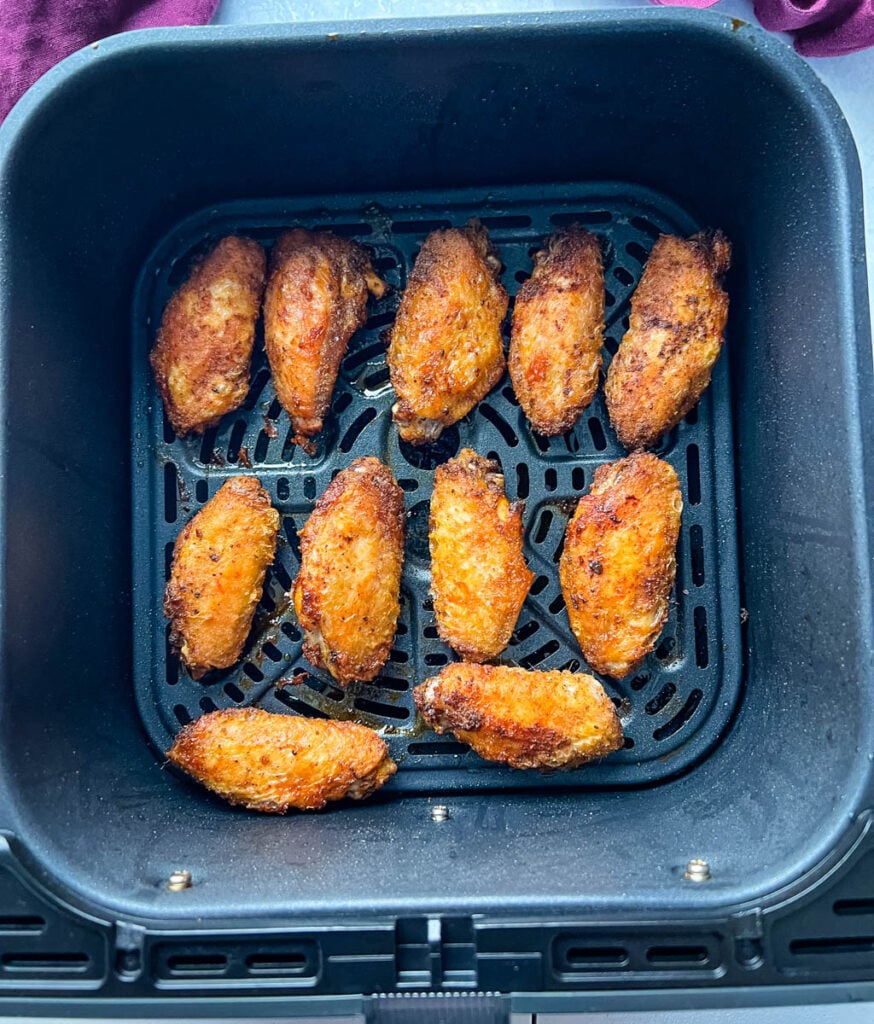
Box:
0;11;871;1020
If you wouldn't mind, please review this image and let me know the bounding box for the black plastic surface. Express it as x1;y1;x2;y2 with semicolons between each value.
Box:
132;183;741;789
0;13;871;1007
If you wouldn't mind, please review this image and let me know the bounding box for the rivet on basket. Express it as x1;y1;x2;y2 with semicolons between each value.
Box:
684;859;712;882
167;868;193;891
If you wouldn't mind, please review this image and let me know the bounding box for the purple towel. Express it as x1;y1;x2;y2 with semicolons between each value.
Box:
1;0;219;122
757;0;874;55
0;0;870;126
650;0;874;55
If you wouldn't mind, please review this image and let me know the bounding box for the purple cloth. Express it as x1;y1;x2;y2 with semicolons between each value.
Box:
1;0;219;122
756;0;874;55
650;0;874;55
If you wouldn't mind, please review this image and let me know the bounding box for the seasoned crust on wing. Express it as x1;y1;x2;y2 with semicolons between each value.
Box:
164;476;280;679
605;230;730;450
559;452;682;679
167;708;397;812
149;235;266;436
293;457;405;685
429;449;533;662
388;219;508;445
509;227;604;435
264;230;385;451
414;664;623;770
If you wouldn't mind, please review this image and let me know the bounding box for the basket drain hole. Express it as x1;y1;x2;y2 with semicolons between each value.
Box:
405;500;431;562
399;426;459;470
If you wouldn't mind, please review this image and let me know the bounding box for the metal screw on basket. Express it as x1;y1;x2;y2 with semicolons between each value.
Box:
430;805;450;823
166;869;192;891
684;859;712;882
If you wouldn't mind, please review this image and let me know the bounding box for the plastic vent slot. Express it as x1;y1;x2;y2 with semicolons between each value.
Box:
165;953;228;976
132;182;741;790
790;936;874;956
0;916;45;933
553;933;723;979
646;945;710;965
1;952;90;973
834;899;874;916
563;946;630;969
244;952;308;975
155;941;318;983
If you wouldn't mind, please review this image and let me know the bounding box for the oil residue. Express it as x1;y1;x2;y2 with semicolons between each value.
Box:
551;498;578;517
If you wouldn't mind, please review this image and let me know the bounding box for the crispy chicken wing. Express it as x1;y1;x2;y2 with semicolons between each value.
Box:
150;235;266;435
388;220;508;444
429;449;533;662
414;664;623;770
293;457;405;685
605;230;730;449
167;708;397;812
165;476;280;679
559;452;682;679
264;230;385;451
509;227;604;435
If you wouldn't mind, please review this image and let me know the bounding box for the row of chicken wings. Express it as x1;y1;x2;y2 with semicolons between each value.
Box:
150;219;729;453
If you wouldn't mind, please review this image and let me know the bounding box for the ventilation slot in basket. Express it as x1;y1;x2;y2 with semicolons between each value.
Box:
561;946;629;969
2;952;90;973
244;951;310;975
646;945;710;966
790;936;874;957
408;741;470;756
354;698;410;721
166;953;228;976
834;899;874;916
550;210;612;227
0;915;44;933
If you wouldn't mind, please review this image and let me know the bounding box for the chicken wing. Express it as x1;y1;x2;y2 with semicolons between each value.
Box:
388;219;508;445
263;230;385;451
414;664;623;770
509;227;604;435
150;235;266;435
605;230;730;450
429;449;533;662
167;708;397;812
559;452;682;679
293;457;405;685
165;476;280;679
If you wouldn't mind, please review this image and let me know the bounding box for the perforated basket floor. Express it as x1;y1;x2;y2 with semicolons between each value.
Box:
131;182;741;791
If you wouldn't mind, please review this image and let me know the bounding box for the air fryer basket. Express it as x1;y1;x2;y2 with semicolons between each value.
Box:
133;182;740;790
0;10;871;1017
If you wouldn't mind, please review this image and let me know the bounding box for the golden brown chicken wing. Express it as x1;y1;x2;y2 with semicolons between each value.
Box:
165;476;280;679
263;230;385;451
605;230;730;450
414;664;623;770
429;449;533;662
293;457;405;685
559;452;682;679
388;220;508;445
509;227;604;435
150;235;266;436
167;708;397;812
